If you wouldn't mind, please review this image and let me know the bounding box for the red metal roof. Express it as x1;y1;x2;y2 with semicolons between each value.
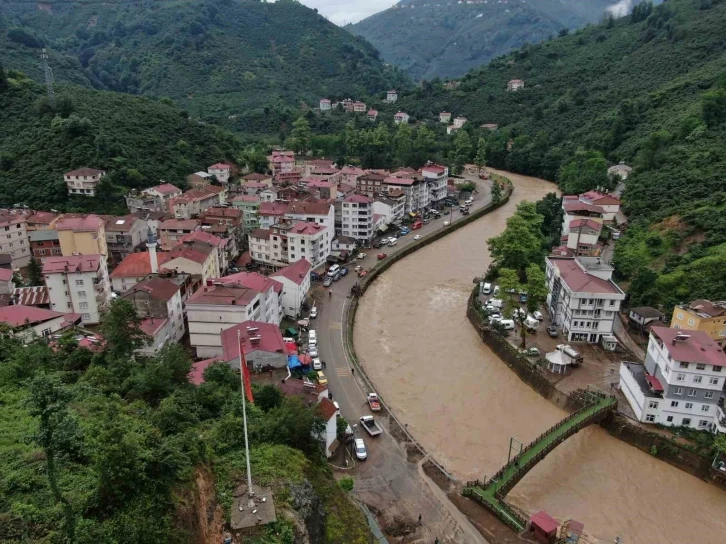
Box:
218;271;283;294
147;183;181;195
548;257;622;295
187;283;258;306
0;305;67;327
166;242;213;265
651;327;726;367
317;398;338;421
188;357;223;385
344;194;373;204
55;214;103;232
64;167;104;177
43;255;102;274
259;202;289;216
569;218;602;231
220;320;286;360
563;202;604;214
645;374;664;392
13;286;50;306
530;511;558;534
139;317;168;337
209;163;230;170
271;258;311;286
179;230;225;248
289;222;325;236
0;269;12;282
125;277;180;301
158;219;201;231
111;252;172;278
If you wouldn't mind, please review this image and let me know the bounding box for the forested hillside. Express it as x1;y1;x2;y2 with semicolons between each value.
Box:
327;0;726;310
349;0;616;80
0;70;242;213
0;0;409;132
0;300;368;543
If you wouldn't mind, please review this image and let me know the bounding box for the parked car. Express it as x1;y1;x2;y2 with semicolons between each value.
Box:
377;253;388;260
308;345;318;358
358;269;369;277
444;221;450;226
309;306;317;319
423;218;431;224
523;347;540;357
431;210;441;217
388;238;398;246
519;293;528;303
357;253;367;259
533;310;543;321
414;235;422;240
312;358;322;371
354;438;367;460
316;371;328;385
340;267;349;277
332;271;342;282
323;276;333;287
327;264;340;277
354;265;362;272
547;326;558;338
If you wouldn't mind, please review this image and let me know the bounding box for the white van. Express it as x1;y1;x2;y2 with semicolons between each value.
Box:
308;330;317;345
525;315;540;331
499;319;515;330
482;282;492;295
327;265;340;277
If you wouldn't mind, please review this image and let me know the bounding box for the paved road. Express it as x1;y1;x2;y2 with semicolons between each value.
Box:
313;174;492;543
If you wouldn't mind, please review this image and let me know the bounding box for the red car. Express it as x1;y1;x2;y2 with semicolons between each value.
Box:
377;253;388;260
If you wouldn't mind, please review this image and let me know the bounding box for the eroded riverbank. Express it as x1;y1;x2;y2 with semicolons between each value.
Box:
353;169;726;544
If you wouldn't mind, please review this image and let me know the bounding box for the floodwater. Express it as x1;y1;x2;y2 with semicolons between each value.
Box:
354;169;726;544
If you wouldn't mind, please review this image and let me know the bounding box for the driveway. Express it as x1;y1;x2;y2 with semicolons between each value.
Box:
313;174;492;543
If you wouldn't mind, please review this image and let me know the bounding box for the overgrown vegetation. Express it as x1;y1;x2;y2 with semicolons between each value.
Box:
384;0;726;310
0;0;409;133
0;74;241;213
0;300;368;543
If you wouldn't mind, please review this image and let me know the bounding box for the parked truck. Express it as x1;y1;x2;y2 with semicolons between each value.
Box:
360;416;382;436
367;393;381;412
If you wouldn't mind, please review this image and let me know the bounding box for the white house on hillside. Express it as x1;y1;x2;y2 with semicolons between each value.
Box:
270;259;311;319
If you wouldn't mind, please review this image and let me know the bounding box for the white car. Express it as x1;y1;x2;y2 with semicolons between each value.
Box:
308;345;318;358
388;238;398;246
309;306;317;319
533;310;543;321
357;253;367;259
312;358;322;370
327;264;340;277
414;235;422;240
354;438;367;461
444;221;450;226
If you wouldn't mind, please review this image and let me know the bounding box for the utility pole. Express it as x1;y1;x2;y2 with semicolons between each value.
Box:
238;329;255;507
41;48;56;108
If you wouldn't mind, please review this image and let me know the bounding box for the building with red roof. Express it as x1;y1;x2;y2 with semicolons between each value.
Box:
545;256;625;344
393;111;409;124
270;259;312;318
163;239;220;282
0;305;81;342
217;271;283;324
367;109;378;122
169;185;225;220
258;201;290;229
439;112;451;123
621;327;726;432
157;219;201;251
267;150;296;175
208;163;232;184
219;321;287;368
43;255;111;325
561;218;603;257
64;168;105;197
126;183;182;214
110;251;172;293
507;79;525;92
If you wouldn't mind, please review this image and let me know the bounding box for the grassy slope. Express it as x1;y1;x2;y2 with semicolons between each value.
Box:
392;0;726;307
0;77;241;213
349;0;615;80
0;0;410;131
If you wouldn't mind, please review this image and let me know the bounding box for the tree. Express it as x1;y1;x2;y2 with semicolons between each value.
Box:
0;60;7;91
290;116;312;155
701;89;726;127
255;384;283;412
413;126;435;165
636;130;671;171
453;130;472;174
558;148;609;194
496;264;548;348
344;120;361;156
715;433;726;455
393;122;414;167
490;180;502;205
27;373;81;542
487;203;545;275
100;298;148;361
535;192;564;245
474;137;487;173
26;256;43;286
12;271;23;288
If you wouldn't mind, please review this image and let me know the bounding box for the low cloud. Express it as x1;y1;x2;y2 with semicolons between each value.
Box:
606;0;635;17
299;0;394;25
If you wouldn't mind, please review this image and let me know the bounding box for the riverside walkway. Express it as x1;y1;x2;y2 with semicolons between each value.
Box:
464;389;617;532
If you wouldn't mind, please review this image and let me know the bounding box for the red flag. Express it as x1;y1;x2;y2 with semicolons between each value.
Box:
239;342;255;404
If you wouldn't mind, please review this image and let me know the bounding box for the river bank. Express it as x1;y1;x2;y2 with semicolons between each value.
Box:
351;169;726;544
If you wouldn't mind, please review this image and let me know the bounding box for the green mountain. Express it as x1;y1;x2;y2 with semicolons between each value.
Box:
348;0;618;81
0;71;242;213
0;0;409;132
361;0;726;308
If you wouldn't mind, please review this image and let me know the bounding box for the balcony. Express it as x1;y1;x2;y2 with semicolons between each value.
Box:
716;406;726;434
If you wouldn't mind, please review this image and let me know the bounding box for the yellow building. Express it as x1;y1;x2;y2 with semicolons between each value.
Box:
670;299;726;347
55;215;108;257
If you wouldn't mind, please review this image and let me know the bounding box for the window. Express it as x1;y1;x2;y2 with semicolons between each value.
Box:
714;366;722;373
702;405;710;412
693;376;702;384
670;401;679;408
676;373;685;382
75;279;84;286
720;330;726;338
648;401;659;409
676;312;683;320
645;414;655;422
696;363;706;370
79;302;88;309
709;377;719;385
705;391;714;399
685;403;693;409
688;389;697;397
687;318;695;326
82;313;91;321
667;416;674;422
682;418;691;426
78;291;86;298
699;420;709;428
609;299;615;306
679;362;689;369
41;328;52;337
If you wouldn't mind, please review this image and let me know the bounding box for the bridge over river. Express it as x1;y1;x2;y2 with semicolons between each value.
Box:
464;388;617;532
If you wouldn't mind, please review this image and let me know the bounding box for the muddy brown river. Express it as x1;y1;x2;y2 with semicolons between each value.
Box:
354;169;726;544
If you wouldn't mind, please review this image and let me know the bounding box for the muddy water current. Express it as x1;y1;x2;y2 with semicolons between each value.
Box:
353;170;726;543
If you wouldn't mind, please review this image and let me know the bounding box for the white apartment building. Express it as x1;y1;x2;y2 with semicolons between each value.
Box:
64;168;105;196
217;271;283;325
320;98;331;111
383;175;425;214
620;327;726;432
386;90;398;103
270;259;312;319
453;116;467;129
372;196;405;226
186;282;264;358
545;256;626;343
421;164;449;208
393;111;409;124
0;214;30;268
208;163;231;184
43;254;111;325
284;201;335;255
563;218;602;256
341;195;374;243
249;222;329;270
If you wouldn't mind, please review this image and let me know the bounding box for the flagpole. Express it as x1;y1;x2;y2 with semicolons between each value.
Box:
238;329;254;506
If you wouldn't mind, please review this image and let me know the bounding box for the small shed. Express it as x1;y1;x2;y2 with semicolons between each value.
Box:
601;334;618;351
529;511;558;544
545;350;571;374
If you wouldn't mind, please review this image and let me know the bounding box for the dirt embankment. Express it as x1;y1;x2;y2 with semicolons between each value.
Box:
175;466;226;544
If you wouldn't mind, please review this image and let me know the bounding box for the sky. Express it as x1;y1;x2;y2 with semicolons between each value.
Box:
298;0;394;26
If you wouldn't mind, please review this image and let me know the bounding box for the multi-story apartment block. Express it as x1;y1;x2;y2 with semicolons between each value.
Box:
164;240;220;282
208;163;231;184
545;256;626;343
421;163;449;209
249;222;329;270
64;168;105;197
0;213;30;268
55;214;108;257
157;219;201;251
356;172;386;197
29;229;62;262
168;185;225;220
267;150;295;175
217;271;283;325
341;195;374;243
178;230;229;274
670;300;726;347
620;327;726;432
382;174;425;214
561;218;603;257
386;90;398;103
125;183;182;214
320;98;331;111
372;195;406;226
104;215;147;264
270;259;312;319
43;254;111;325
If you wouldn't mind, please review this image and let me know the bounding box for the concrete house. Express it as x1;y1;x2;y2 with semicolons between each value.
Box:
670;300;726;347
217;271;283;325
208;163;231;184
220;321;288;369
393;111;410;125
270;259;311;319
341;194;374;244
507;79;525;92
157;219;201;251
0;213;30;268
56;215;108;257
439;112;452;123
163;240;220;282
126;183;182;214
628;307;665;328
43;254;111;325
386;90;398;103
320;98;331;111
0;305;80;343
367;109;378;122
64;168;105;196
562;218;602;256
104;215;147;264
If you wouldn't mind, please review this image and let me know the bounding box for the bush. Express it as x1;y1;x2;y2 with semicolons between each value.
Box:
338;477;354;492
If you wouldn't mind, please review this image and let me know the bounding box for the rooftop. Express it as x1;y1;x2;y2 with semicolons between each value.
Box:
187;283;259;306
569;218;602;231
259;202;290;216
218;271;283;294
630;306;664;319
64;167;105;177
179;230;225;248
221;320;286;361
548;257;622;295
317;398;338;421
271;258;311;286
563;201;605;214
13;286;50;306
105;215;139;232
209;163;230;170
344;194;373;204
139;317;169;337
29;229;59;242
43;255;102;274
684;299;726;318
111;252;172;278
55;214;104;232
242;172;270;181
288;222;325;236
286;201;332;215
146;183;181;196
158;219;201;231
166;241;214;265
124;276;180;302
188;357;223;385
581;190;621;205
0;305;68;327
650;327;726;367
